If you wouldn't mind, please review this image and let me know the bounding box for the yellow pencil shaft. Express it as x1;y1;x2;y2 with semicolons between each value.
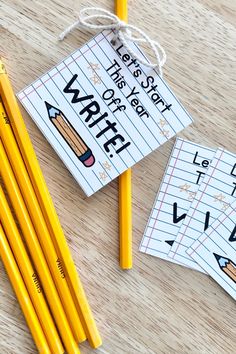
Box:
115;0;128;22
0;224;51;354
119;169;132;269
0;187;61;354
0;140;85;354
116;0;132;269
0;60;102;348
0;101;85;346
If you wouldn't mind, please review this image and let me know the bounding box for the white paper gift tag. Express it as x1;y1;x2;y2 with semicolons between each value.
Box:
18;30;193;196
139;138;215;264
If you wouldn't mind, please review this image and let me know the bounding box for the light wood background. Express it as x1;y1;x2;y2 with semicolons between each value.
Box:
1;0;236;353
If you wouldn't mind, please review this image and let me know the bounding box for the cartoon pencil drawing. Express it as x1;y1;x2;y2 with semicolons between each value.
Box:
45;102;95;167
214;253;236;283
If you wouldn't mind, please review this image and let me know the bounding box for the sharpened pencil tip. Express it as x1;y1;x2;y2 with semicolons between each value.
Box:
213;253;221;261
45;101;53;112
165;240;174;247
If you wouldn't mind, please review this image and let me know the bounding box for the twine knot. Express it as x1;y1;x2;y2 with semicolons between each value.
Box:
59;7;166;76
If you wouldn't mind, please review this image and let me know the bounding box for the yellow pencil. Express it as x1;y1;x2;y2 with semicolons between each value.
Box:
116;0;133;269
0;224;51;354
0;139;83;354
0;187;65;354
0;58;102;348
115;0;128;20
0;99;86;345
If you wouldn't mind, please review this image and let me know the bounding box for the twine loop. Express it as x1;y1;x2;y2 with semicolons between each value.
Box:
59;7;166;76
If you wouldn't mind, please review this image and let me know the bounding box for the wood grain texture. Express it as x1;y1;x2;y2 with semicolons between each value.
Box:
0;0;236;353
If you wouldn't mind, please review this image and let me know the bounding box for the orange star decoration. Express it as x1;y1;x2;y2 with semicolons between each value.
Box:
102;161;111;171
159;118;168;128
99;171;108;181
160;129;170;138
213;193;225;203
221;202;230;211
87;62;100;71
188;191;196;201
179;183;191;192
90;74;101;85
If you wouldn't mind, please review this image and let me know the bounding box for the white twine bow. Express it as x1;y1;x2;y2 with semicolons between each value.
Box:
59;7;166;76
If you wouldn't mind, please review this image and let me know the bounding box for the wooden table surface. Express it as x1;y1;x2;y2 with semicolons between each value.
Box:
0;0;236;353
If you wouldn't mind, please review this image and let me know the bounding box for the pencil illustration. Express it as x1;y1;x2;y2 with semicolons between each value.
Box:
45;101;95;167
214;253;236;283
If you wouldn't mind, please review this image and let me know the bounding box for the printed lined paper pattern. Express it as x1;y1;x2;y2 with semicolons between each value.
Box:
139;138;215;264
187;200;236;300
18;30;193;196
169;148;236;271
